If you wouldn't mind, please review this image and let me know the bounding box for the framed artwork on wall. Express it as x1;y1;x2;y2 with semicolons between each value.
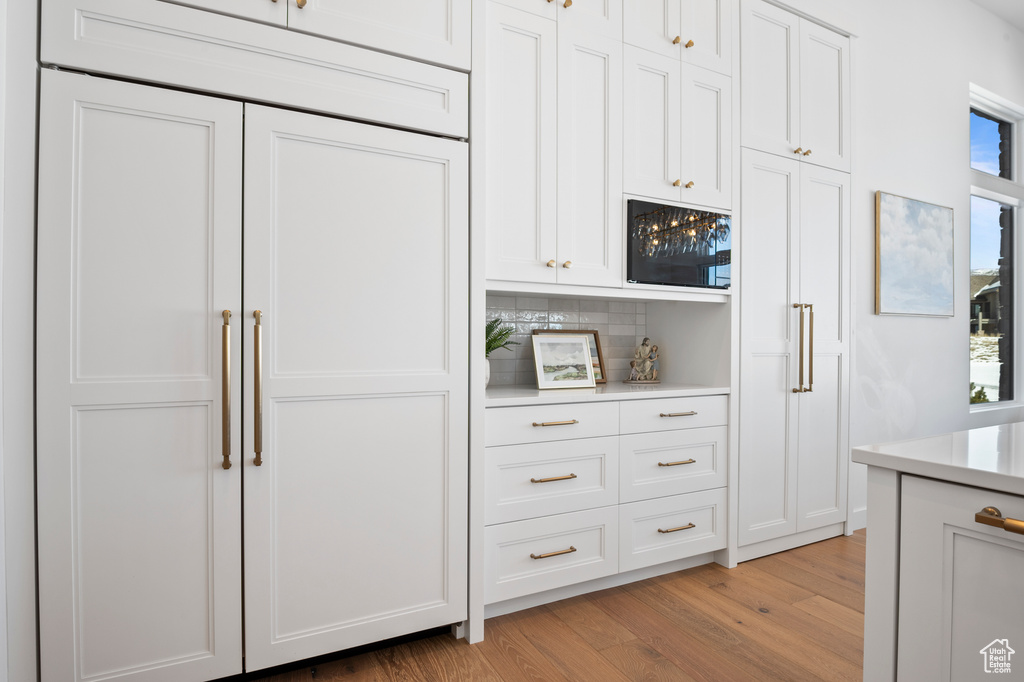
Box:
533;329;607;383
875;190;955;316
531;333;596;389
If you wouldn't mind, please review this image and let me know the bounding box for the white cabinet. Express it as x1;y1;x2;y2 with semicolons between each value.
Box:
483;392;727;606
160;0;471;68
898;476;1024;680
737;148;850;550
623;0;733;75
624;46;732;210
740;0;850;172
37;70;468;681
484;1;623;288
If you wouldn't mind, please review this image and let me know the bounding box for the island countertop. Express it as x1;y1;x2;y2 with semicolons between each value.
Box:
852;421;1024;497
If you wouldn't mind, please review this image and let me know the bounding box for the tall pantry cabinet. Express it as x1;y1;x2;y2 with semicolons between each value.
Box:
36;19;468;680
736;0;852;558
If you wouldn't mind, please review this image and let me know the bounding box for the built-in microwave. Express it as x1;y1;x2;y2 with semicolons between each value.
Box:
626;199;731;289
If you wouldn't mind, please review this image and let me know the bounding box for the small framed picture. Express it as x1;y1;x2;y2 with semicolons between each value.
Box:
533;329;607;383
531;334;596;389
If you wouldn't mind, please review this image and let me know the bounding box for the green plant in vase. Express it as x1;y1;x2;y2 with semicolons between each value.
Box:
485;318;519;387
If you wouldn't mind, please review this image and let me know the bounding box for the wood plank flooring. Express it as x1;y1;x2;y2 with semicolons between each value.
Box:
257;530;865;681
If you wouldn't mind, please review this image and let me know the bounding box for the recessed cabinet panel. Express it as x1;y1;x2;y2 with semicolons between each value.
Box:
795;354;845;531
559;0;623;40
159;0;286;24
486;401;620;447
618;487;726;571
620;426;727;503
800;167;849;345
740;0;799;157
623;47;681;202
623;0;680;58
619;395;728;434
799;20;850;172
681;63;732;210
680;0;732;75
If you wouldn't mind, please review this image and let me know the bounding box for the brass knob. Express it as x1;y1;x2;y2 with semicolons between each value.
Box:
685;181;695;188
563;0;572;7
803;148;812;156
546;259;556;268
673;36;682;45
673;179;682;187
793;147;803;155
684;39;694;48
296;0;305;6
562;261;573;269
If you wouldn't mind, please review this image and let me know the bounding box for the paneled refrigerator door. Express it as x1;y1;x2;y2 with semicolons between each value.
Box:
36;70;244;682
241;104;469;671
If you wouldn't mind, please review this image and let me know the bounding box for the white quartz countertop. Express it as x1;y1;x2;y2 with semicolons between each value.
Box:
485;382;729;408
852;422;1024;496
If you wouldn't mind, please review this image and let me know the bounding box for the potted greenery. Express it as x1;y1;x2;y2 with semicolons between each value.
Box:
485;318;519;387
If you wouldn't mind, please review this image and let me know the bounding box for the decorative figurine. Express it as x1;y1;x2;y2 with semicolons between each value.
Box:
624;337;661;383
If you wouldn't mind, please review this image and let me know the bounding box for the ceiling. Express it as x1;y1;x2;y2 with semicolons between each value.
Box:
973;0;1024;33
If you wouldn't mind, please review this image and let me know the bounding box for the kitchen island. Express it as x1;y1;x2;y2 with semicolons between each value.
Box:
853;423;1024;681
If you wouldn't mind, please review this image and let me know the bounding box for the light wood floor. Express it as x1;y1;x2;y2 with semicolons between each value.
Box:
257;530;865;681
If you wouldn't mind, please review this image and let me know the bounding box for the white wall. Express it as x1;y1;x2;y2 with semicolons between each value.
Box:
777;0;1024;521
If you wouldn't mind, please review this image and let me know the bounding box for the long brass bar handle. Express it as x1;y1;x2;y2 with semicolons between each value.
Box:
530;473;577;483
530;546;577;560
659;411;697;418
976;507;1024;535
253;310;263;466
792;303;805;393
531;419;579;427
658;459;696;467
807;304;814;393
658;523;696;534
221;310;231;470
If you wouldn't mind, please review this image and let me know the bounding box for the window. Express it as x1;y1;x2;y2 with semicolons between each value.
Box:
969;86;1024;407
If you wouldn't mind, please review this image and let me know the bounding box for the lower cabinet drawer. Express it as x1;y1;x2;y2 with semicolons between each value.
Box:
618;488;727;572
485;437;619;525
619;395;728;435
484;506;618;604
620;426;727;503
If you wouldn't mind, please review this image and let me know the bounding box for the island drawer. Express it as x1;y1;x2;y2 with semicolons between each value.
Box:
619;395;727;435
618;488;727;572
485;402;619;447
485;437;619;524
619;426;727;503
484;506;618;604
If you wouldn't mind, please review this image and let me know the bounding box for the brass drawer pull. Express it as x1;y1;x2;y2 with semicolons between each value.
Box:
976;507;1024;535
531;473;577;484
530;546;577;560
658;523;696;534
659;411;697;418
532;419;579;427
658;459;696;467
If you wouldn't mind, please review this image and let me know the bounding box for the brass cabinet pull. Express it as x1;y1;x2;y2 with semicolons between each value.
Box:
531;473;577;483
806;304;814;392
295;0;306;6
546;259;556;268
562;260;573;269
793;303;806;393
531;546;577;560
658;459;696;467
803;148;813;156
976;507;1024;535
658;523;696;534
532;419;579;427
684;39;695;48
794;147;804;155
684;181;695;188
221;310;232;470
253;310;263;466
673;179;682;187
659;411;697;418
563;0;572;7
673;36;682;45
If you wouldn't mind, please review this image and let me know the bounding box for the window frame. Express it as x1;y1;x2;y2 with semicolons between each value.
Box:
969;84;1024;415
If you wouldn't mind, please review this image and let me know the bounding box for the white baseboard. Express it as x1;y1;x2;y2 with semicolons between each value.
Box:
730;522;846;563
848;507;867;532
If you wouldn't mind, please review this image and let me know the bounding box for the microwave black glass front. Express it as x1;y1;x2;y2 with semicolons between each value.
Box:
626;199;731;289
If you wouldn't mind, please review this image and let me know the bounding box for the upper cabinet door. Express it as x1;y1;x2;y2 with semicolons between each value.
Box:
799;21;850;172
556;23;623;286
624;0;682;59
740;0;800;159
484;4;559;284
37;69;244;682
160;0;286;24
623;46;682;202
680;63;732;210
558;0;623;39
680;0;732;75
286;0;471;70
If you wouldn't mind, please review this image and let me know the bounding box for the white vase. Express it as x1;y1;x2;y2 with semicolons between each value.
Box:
484;358;491;388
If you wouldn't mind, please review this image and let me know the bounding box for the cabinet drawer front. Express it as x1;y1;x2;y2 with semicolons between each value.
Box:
620;426;727;502
486;402;619;447
619;395;727;434
485;507;618;604
619;488;726;572
486;437;619;525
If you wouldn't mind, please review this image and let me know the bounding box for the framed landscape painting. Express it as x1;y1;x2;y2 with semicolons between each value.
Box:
875;191;955;316
533;329;607;383
531;334;596;389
